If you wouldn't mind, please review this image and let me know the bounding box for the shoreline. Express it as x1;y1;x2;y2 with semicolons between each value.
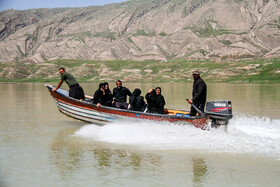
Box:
0;58;279;83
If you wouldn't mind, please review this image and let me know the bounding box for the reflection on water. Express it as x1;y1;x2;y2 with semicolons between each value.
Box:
50;127;213;186
0;82;280;186
92;147;161;171
50;129;83;176
50;127;162;178
192;158;208;187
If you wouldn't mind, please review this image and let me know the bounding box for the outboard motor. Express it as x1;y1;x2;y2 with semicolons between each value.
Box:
205;100;233;126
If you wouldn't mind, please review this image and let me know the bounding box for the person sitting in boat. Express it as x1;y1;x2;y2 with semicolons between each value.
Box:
154;87;166;114
128;88;146;111
92;83;105;107
113;80;131;109
145;87;165;114
145;89;157;113
52;67;85;100
103;82;113;107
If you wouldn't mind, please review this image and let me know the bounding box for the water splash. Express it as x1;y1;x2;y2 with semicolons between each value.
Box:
75;115;280;159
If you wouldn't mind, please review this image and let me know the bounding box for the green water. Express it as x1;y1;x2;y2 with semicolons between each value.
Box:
0;82;279;187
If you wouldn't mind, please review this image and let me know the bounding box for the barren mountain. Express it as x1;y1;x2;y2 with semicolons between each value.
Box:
0;0;280;63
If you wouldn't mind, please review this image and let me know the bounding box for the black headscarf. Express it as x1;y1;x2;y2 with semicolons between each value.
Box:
129;88;145;111
99;83;105;89
132;88;141;97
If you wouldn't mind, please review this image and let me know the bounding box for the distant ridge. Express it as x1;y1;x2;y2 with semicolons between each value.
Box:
0;0;280;63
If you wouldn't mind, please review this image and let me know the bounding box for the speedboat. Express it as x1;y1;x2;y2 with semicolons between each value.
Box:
45;84;233;130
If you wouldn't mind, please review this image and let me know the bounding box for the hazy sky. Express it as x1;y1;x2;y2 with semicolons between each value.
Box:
0;0;129;11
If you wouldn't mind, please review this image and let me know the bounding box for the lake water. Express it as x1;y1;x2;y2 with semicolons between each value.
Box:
0;82;280;187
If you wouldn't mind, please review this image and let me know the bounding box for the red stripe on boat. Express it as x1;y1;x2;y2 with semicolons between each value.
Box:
210;107;232;112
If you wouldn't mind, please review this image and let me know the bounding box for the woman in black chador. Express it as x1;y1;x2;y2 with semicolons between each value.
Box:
92;83;105;107
103;82;113;107
145;89;157;113
154;87;165;114
145;87;165;114
128;88;146;111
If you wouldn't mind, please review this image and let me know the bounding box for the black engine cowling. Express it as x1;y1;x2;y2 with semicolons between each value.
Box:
205;100;233;125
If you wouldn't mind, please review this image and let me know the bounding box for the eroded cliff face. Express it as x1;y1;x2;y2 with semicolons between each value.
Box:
0;0;279;63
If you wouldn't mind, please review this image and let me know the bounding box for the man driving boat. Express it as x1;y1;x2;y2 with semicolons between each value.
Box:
188;70;207;116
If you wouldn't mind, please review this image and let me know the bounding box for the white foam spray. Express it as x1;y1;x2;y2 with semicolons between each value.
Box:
74;115;280;159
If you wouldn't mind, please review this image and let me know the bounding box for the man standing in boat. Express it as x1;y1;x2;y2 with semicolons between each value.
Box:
52;67;85;100
188;70;207;116
113;80;131;109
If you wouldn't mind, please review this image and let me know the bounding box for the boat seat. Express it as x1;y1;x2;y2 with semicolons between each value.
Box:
175;113;190;117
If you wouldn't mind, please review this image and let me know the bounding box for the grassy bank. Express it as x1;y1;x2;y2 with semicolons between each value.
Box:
0;58;279;83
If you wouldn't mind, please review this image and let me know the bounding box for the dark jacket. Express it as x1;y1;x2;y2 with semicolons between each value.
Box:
93;83;105;105
103;89;113;107
92;89;103;104
155;94;165;114
145;90;165;114
113;86;131;102
129;88;146;111
192;77;207;104
145;90;156;113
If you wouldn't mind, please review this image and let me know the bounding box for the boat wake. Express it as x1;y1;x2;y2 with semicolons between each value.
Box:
74;115;280;159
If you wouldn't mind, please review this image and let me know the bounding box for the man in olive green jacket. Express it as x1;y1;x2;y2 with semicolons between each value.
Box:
52;68;85;100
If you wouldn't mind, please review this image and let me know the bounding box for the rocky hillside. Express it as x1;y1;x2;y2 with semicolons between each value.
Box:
0;0;280;63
